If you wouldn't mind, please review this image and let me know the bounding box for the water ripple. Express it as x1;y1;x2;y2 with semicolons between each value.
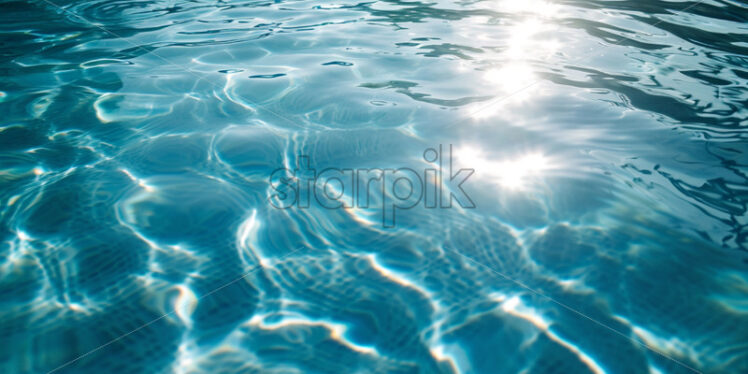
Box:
1;0;747;373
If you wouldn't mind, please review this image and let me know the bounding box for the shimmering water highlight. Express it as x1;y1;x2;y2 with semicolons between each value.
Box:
1;0;747;373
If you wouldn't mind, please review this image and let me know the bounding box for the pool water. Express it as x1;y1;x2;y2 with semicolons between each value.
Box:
1;0;747;373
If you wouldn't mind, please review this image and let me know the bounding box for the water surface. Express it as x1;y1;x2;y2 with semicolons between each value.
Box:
1;0;747;373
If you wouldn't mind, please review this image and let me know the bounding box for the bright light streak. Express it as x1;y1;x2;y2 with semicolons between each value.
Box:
457;147;551;190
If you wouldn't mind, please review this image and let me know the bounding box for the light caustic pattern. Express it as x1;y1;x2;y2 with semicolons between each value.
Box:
0;0;747;373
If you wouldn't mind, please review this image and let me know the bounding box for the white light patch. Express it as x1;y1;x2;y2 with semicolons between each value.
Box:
484;64;536;94
17;230;32;242
174;285;197;328
456;147;551;190
344;206;377;226
497;153;550;189
495;0;561;18
236;209;269;267
501;295;550;330
120;168;155;192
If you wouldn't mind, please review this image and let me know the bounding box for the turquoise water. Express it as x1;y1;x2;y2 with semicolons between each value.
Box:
1;0;747;373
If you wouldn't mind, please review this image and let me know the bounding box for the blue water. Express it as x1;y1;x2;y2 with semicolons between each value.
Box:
1;0;747;373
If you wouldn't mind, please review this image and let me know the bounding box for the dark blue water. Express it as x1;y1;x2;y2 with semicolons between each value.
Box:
1;0;747;373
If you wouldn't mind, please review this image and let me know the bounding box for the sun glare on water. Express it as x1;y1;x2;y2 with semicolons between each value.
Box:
457;147;552;190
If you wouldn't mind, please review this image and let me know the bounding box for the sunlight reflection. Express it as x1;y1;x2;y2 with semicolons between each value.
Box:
498;153;550;189
474;63;537;119
484;63;536;93
468;0;563;119
496;0;560;18
505;18;560;59
457;147;551;190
